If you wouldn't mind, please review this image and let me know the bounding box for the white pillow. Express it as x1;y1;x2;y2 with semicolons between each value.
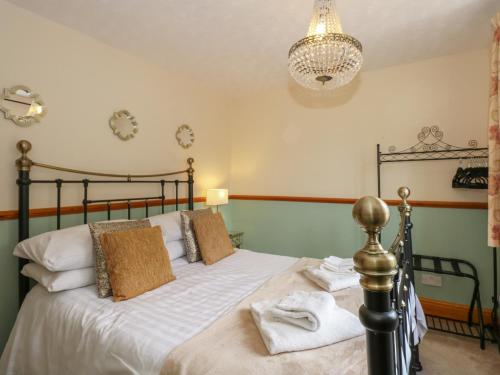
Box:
14;224;94;272
165;239;186;261
149;211;183;242
13;214;183;272
21;263;95;292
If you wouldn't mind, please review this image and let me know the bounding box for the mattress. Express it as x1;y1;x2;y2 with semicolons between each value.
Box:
0;249;297;375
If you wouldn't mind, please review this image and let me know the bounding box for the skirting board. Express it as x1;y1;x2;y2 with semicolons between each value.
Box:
419;297;493;325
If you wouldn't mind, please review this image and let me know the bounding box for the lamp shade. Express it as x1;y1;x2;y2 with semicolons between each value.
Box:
206;189;228;206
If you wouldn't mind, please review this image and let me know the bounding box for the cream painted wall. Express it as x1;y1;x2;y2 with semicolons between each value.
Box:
0;0;489;208
0;0;231;211
228;49;489;202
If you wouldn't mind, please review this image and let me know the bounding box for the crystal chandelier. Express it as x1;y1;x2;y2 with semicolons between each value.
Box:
288;0;363;90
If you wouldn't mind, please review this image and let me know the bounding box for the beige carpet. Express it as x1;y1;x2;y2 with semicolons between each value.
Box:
419;330;499;374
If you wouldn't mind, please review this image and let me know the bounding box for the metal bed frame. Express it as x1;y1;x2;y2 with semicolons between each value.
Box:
15;139;194;306
353;187;422;375
14;139;420;375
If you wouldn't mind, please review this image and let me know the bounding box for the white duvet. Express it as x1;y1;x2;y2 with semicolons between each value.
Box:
0;250;297;375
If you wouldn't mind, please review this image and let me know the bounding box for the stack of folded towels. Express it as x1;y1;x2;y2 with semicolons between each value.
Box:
304;256;360;292
251;291;364;355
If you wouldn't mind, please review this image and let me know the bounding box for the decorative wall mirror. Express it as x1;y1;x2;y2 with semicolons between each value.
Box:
0;85;46;127
176;124;195;149
109;110;138;140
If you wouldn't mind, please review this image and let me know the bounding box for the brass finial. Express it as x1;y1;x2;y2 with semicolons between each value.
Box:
398;186;410;204
187;157;194;175
352;196;397;292
352;196;390;234
397;186;412;215
16;140;33;171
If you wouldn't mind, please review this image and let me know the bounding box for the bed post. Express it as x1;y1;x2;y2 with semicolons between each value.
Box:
16;140;33;307
353;196;398;375
398;187;422;373
187;158;194;210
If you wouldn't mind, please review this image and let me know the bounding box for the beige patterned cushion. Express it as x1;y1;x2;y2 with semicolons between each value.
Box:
192;212;234;265
89;219;151;298
180;209;213;262
100;226;176;302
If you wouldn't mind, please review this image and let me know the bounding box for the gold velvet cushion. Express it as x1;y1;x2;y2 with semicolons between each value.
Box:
100;226;176;302
89;219;151;298
192;213;234;265
180;208;213;262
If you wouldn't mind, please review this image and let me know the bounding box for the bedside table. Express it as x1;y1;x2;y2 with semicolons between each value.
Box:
228;231;244;249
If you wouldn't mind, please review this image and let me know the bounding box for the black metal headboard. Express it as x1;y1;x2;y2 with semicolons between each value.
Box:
15;139;194;306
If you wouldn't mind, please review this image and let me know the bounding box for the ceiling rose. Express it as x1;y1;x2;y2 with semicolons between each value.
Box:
288;0;363;90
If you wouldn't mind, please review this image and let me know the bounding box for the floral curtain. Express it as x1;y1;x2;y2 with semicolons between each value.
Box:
488;13;500;247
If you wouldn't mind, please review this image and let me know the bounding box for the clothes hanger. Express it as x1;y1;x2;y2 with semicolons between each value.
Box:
452;157;488;189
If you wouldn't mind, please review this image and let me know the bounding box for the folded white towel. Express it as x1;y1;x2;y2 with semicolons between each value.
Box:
269;291;335;331
304;266;360;292
319;263;354;275
322;256;355;273
251;296;364;355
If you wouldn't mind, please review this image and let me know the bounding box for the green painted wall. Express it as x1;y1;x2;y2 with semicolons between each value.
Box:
0;199;494;353
0;219;18;355
229;199;497;309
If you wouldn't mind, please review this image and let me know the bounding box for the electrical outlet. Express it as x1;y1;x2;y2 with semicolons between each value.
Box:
421;273;442;287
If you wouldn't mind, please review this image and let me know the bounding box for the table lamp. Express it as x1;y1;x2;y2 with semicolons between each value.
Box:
206;188;228;212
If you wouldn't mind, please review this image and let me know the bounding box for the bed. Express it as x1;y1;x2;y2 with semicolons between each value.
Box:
1;140;425;375
1;250;299;374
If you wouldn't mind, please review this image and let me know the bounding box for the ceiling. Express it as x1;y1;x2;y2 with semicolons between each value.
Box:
7;0;499;95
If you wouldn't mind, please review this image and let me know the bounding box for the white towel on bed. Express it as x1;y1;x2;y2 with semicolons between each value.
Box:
321;256;354;273
251;295;364;355
269;291;335;331
304;266;360;292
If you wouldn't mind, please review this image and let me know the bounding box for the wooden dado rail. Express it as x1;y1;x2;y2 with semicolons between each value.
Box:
0;194;487;221
229;195;488;209
0;197;205;221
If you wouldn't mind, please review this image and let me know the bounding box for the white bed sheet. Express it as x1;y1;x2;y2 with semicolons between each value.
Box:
0;250;297;375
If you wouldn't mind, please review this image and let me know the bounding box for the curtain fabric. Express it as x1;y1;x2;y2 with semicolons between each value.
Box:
488;13;500;247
